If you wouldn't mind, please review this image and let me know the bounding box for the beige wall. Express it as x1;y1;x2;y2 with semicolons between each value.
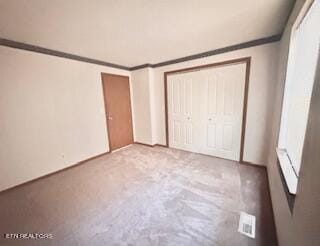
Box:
0;46;130;191
130;68;154;145
292;54;320;245
130;68;159;145
267;0;320;245
151;43;280;165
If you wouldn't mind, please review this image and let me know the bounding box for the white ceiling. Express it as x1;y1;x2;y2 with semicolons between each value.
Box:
0;0;293;67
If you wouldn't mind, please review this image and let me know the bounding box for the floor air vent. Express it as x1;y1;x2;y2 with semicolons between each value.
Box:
238;212;256;238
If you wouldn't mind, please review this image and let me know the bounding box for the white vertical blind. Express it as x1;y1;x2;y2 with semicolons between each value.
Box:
283;0;320;175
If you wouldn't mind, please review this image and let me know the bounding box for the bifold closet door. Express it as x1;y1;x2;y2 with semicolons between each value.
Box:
167;71;203;152
201;63;246;161
167;62;246;161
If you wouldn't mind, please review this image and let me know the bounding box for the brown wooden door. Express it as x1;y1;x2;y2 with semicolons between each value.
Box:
101;73;133;151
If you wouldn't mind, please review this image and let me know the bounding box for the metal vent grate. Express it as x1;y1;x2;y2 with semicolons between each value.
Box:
238;212;256;238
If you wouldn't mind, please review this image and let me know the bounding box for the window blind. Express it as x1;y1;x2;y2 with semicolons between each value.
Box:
284;0;320;174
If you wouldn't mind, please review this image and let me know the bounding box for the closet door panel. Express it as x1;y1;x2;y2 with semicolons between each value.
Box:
168;72;198;152
201;63;246;161
168;62;246;161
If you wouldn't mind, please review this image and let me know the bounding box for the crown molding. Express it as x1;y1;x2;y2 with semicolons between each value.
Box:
0;38;130;70
1;35;281;71
149;35;281;69
129;63;153;70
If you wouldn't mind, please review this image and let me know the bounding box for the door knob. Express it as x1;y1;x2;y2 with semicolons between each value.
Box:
108;116;113;120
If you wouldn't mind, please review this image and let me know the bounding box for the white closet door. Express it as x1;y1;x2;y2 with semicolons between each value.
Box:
201;63;246;161
168;71;202;152
167;62;246;161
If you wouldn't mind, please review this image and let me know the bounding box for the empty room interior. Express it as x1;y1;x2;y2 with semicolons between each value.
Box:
1;0;320;245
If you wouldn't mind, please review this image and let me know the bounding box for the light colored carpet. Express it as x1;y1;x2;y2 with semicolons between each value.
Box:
0;144;276;246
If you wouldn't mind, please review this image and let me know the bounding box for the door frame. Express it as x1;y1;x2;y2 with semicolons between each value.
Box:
164;57;251;162
100;72;134;151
